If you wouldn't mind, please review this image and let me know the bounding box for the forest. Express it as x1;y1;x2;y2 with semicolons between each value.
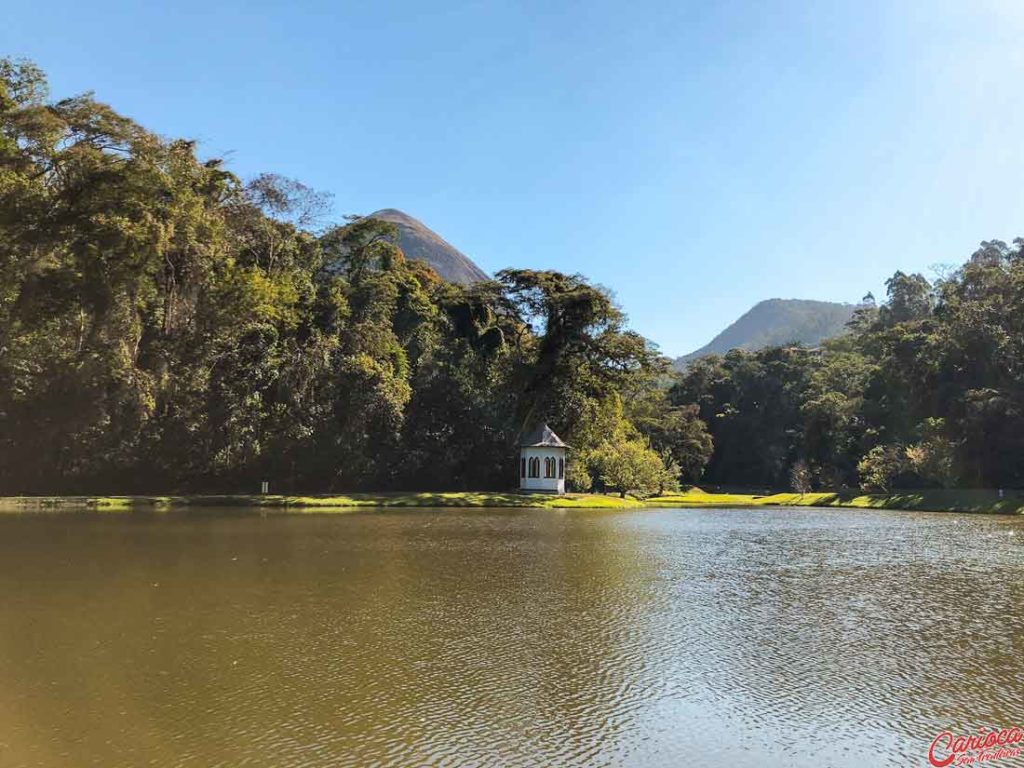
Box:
2;58;1022;496
673;247;1024;493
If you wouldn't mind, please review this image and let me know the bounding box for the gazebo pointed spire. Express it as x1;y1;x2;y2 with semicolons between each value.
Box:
519;423;569;448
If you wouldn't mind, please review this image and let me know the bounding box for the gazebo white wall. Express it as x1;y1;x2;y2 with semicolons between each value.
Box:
519;445;566;494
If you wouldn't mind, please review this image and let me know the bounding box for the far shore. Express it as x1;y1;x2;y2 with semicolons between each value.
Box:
1;489;1022;515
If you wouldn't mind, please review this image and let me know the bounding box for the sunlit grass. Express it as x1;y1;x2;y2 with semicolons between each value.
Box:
1;489;1020;514
0;492;645;512
249;492;645;509
646;488;1024;514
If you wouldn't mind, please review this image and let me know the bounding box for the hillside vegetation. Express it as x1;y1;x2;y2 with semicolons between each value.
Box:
670;248;1024;491
675;298;858;368
3;59;1023;500
0;59;705;497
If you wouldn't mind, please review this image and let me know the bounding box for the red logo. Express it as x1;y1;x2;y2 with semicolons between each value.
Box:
928;727;1023;766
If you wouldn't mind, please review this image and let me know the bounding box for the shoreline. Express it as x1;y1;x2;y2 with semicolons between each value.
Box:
1;489;1022;515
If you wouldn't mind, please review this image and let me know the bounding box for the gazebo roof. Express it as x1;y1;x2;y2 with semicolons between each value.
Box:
519;423;569;448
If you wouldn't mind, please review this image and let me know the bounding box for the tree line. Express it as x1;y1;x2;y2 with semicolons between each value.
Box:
2;59;1020;496
672;244;1024;492
0;59;706;496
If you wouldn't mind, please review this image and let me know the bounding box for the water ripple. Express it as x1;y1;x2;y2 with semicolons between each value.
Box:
0;507;1022;767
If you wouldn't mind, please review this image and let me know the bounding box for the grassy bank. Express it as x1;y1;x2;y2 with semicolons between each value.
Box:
1;488;1021;514
0;491;646;512
647;488;1024;515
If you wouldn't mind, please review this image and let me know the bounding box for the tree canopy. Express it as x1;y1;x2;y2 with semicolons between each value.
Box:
0;59;690;495
3;58;1021;496
671;243;1024;491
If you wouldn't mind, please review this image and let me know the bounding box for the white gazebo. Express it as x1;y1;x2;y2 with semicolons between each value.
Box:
519;423;568;494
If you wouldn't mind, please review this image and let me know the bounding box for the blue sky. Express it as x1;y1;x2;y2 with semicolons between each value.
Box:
4;1;1023;356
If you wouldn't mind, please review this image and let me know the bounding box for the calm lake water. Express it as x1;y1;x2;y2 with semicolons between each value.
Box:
1;507;1023;767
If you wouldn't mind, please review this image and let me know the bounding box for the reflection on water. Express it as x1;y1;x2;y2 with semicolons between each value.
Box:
0;507;1022;767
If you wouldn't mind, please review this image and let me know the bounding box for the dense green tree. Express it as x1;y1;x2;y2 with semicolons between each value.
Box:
0;60;693;495
670;346;814;488
591;438;677;498
879;271;933;326
7;58;1024;497
672;239;1024;492
495;268;672;486
628;387;712;484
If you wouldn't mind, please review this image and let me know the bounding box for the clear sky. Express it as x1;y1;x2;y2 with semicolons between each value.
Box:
4;1;1023;356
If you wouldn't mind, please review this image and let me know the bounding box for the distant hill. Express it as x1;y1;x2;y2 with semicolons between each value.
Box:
366;208;489;285
674;298;858;369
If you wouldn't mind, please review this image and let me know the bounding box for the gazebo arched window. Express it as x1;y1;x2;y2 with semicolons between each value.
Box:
518;423;568;493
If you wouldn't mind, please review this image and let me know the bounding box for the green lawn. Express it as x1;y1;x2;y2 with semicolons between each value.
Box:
1;488;1021;514
0;491;646;512
646;488;1024;515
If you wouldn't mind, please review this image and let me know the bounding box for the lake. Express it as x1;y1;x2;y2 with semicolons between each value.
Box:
1;507;1022;767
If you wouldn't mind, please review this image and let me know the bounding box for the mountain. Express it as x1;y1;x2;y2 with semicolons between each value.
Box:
366;208;489;285
674;298;859;368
